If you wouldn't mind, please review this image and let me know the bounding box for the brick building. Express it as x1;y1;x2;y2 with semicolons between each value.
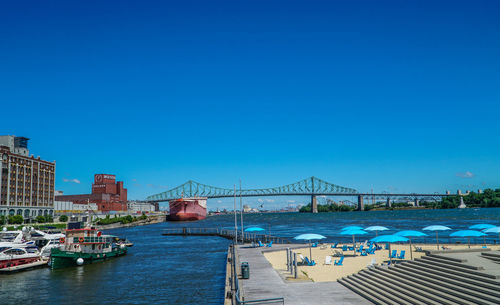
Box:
55;174;128;212
0;135;55;220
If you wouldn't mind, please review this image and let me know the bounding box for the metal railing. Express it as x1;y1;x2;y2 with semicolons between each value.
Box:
162;227;291;244
231;244;284;305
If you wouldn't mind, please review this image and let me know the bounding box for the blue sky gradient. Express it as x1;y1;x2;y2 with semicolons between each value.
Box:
1;1;499;208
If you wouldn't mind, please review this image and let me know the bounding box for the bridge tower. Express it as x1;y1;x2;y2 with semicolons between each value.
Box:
311;195;318;213
357;195;364;211
386;197;391;208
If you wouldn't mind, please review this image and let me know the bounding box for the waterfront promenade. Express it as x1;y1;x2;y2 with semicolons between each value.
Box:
235;244;371;305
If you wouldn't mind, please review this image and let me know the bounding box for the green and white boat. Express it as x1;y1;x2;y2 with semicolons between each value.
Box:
49;226;127;269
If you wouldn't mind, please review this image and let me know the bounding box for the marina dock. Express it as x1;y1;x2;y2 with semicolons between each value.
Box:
162;227;291;244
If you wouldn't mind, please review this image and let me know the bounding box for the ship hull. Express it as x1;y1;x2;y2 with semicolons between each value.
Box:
49;247;127;269
168;212;206;221
168;197;207;222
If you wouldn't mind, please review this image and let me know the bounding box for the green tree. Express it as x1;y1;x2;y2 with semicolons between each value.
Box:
59;215;68;222
36;216;46;223
8;215;23;224
0;215;5;225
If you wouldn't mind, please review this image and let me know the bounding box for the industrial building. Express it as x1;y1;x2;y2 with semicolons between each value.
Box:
0;135;55;220
55;174;128;212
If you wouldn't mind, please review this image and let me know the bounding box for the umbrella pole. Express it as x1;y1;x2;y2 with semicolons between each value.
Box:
310;241;312;261
353;235;356;256
409;238;413;260
389;243;392;265
436;231;439;250
468;237;470;249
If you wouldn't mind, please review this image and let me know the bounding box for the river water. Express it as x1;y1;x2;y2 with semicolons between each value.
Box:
1;208;499;304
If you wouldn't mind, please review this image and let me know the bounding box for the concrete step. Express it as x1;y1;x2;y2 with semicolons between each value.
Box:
351;273;416;305
339;276;393;305
358;270;445;305
383;265;500;304
420;254;484;270
408;260;500;282
427;253;467;263
369;268;468;305
397;262;500;292
414;257;493;277
481;252;500;259
391;263;500;299
481;254;500;263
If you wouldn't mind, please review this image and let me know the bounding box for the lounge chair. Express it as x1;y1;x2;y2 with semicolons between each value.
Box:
342;245;348;251
367;258;376;267
304;257;316;266
299;254;306;265
390;250;397;258
266;241;273;247
311;242;318;248
332;249;343;257
385;243;390;250
414;245;423;252
356;245;364;253
397;250;405;259
258;241;264;247
325;255;332;265
360;251;367;256
331;243;338;249
334;256;344;266
348;246;354;251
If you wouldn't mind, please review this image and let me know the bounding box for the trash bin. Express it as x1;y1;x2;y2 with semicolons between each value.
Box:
241;262;249;279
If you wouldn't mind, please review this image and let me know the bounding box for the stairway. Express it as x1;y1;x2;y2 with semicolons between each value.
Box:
481;251;500;264
338;253;500;305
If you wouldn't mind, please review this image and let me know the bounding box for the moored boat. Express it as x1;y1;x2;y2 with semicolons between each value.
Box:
49;226;127;269
168;197;207;221
0;246;45;272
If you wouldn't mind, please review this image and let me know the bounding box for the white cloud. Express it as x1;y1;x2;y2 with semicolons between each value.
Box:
257;199;264;203
265;199;275;203
287;200;296;203
63;178;80;184
456;171;475;178
217;200;222;203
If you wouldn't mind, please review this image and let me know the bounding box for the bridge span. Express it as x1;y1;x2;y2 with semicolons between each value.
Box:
145;177;451;212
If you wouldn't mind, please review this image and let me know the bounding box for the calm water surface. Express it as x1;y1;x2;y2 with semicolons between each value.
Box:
1;208;499;304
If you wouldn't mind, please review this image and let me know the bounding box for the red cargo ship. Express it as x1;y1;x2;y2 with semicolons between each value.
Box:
168;197;207;221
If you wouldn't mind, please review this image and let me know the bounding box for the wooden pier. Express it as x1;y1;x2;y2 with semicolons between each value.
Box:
162;227;291;244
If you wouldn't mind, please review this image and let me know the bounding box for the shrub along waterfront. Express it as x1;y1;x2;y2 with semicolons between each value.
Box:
96;214;148;225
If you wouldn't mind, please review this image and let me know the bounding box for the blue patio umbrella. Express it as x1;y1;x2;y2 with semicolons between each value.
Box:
370;235;409;264
469;224;496;230
483;227;500;242
341;226;363;231
340;229;368;255
450;230;486;248
365;226;389;236
294;233;326;260
394;230;428;260
422;225;451;250
244;227;265;232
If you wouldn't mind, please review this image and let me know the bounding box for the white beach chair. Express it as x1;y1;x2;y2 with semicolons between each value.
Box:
299;254;306;265
325;255;332;265
367;258;376;267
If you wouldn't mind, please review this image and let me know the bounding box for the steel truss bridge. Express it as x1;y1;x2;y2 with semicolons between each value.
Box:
145;177;450;211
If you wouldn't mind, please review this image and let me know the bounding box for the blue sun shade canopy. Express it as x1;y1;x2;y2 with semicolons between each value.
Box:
244;227;265;232
483;227;500;234
340;229;368;235
365;226;389;231
449;230;486;237
294;233;327;240
341;226;363;231
469;224;496;230
394;230;428;237
422;225;451;231
370;235;409;243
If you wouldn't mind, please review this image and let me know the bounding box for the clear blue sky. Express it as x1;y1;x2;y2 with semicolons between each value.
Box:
1;1;499;209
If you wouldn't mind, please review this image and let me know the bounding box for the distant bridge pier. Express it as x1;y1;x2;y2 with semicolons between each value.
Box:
357;195;364;211
415;199;419;207
311;195;318;213
386;197;391;208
